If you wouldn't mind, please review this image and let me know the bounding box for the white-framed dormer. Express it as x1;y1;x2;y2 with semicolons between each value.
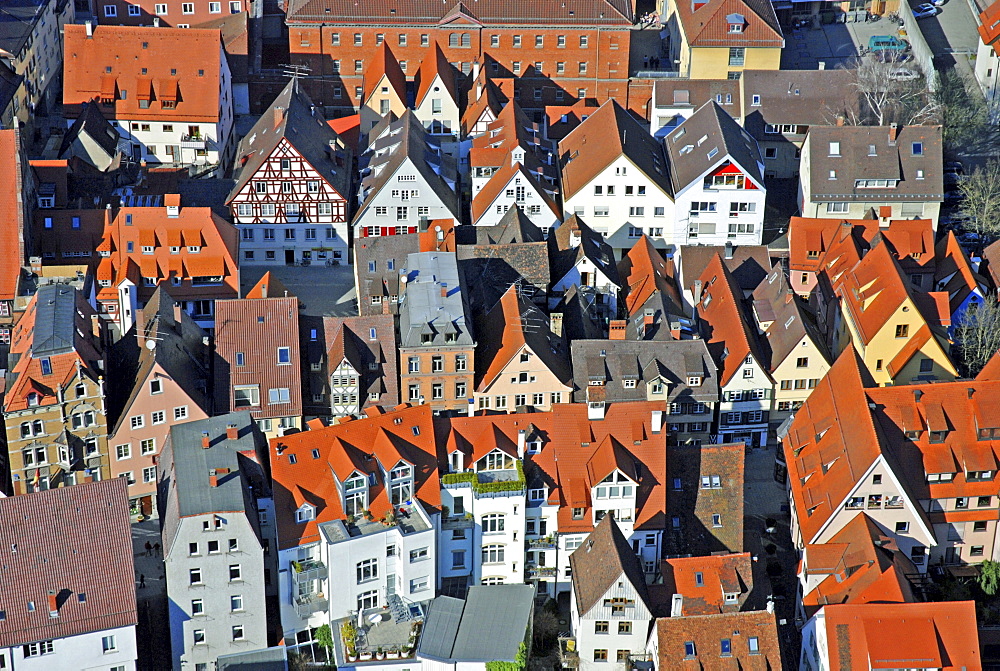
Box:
387;460;414;505
592;470;638;531
295;502;317;524
477;448;517;473
341;471;369;517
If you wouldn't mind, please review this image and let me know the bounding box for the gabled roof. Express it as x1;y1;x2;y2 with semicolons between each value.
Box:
680;243;772;297
695;252;768;386
548;215;622;287
673;0;783;48
470;162;561;223
228;78;351;204
364;42;407;104
663;100;764;193
801;513;916;618
559;100;673;201
63;24;224;122
461;69;506;136
398;251;474;348
782;347;884;544
415;43;458;107
322;314;400;408
741;69;857;139
662;552;753;616
458;205;544;245
0;479;137;647
653;79;742;118
245;271;292;299
356;111;460;221
751;266;830;372
470;102;556;180
58;101;123;168
666;442;745;555
821;601;980;671
934;230;987;315
570;515;652;615
270;404;439;549
618;235;686;336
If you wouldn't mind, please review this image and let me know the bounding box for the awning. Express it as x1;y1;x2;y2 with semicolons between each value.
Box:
185;255;224;277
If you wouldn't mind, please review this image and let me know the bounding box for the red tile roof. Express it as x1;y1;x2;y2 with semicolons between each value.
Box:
935;230;988;315
821;601;980;671
662;552;753;615
801;513;915;617
0;478;137;647
655;609;782;668
0;129;26;300
696;252;768;385
245;271;293;299
674;0;783;48
980;0;1000;56
270;404;439;550
414;42;458;107
618;235;684;318
364;43;407;103
470;161;561;223
63;24;224;122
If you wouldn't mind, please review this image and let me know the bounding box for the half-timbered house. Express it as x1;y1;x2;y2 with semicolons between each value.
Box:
227;79;353;266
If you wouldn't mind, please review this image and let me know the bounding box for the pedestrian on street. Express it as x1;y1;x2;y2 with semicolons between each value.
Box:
154;542;160;556
139;574;146;589
144;541;152;556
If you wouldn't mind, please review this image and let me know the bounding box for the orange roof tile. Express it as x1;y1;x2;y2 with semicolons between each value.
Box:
364;43;407;103
470;161;561;224
618;235;684;318
674;0;784;49
63;25;224;122
414;42;458;107
245;271;293;299
662;553;753;615
270;404;440;550
980;0;1000;55
0;129;26;300
822;601;980;671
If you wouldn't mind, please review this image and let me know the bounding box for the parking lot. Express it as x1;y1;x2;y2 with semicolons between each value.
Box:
780;17;916;70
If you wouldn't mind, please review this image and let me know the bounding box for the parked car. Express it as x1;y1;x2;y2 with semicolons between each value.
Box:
868;35;909;52
928;0;946;6
890;68;920;80
913;3;940;18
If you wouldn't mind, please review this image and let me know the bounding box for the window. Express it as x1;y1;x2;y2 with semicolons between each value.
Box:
410;576;429;593
974;521;988;532
595;621;609;634
190;568;203;585
191;598;204;615
619;621;632;634
143;467;156;483
229;564;242;581
410;547;429;562
104;4;117;16
895;324;909;338
234;385;259;407
721;639;732;656
268;388;291;404
232;625;245;641
684;641;696;658
712;514;722;527
357;558;378;583
483;513;505;533
895;521;909;533
482;544;504;564
593;650;608;662
182;2;194;12
277;347;291;364
193;630;206;645
728;48;745;66
23;640;55;657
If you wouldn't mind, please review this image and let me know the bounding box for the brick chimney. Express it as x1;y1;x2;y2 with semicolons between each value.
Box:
609;320;626;340
274;107;285;130
888;123;898;145
226;424;239;440
201;431;211;449
48;591;58;618
440;283;448;298
173;302;184;328
209;469;219;488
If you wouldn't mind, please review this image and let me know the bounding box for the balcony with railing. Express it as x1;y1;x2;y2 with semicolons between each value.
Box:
292;558;327;584
526;563;557;578
441;462;526;499
295;592;329;618
526;537;557;550
180;133;206;148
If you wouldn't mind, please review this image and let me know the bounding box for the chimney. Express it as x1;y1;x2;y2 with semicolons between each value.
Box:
153;17;160;27
467;397;475;417
691;280;703;317
226;424;239;440
836;114;845;127
609;320;626;340
201;431;211;449
91;313;101;340
550;312;563;337
671;594;683;617
382;296;390;315
473;60;480;82
888;123;898;145
440;283;448;298
209;469;219;488
260;282;268;298
85;20;93;37
48;591;59;618
517;429;526;458
173;302;184;327
476;82;483;101
724;241;734;260
839;220;852;241
969;387;976;399
914;389;923;403
274;107;285;130
651;410;663;434
165;193;180;218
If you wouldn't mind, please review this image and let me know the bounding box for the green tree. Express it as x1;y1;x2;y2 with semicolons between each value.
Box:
980;560;1000;596
315;623;334;651
959;160;1000;241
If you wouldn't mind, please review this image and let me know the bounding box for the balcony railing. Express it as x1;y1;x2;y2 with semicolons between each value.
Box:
527;538;557;550
526;565;557;578
295;592;329;618
292;558;327;583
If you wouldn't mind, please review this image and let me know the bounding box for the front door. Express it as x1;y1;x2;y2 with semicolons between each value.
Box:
945;546;960;564
285;250;295;265
386;574;396;597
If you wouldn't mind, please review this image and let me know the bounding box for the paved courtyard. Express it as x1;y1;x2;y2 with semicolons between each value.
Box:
240;264;357;316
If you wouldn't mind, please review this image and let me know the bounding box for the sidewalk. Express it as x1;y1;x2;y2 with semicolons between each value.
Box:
131;519;171;671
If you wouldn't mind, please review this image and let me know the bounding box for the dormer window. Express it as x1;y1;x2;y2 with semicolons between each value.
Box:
295;504;316;523
726;12;745;32
595;471;634;499
344;474;367;516
479;449;516;472
389;462;413;505
687;376;702;387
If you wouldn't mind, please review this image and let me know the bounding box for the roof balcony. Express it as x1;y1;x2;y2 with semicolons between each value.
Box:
292;558;326;584
294;592;329;618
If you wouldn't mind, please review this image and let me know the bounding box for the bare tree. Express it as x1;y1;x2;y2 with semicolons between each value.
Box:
954;298;1000;377
840;57;940;126
959;160;1000;240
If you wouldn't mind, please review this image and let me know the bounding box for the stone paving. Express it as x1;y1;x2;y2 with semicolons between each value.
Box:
131;518;171;671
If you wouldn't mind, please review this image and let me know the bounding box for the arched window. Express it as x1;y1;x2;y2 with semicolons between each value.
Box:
482;513;505;533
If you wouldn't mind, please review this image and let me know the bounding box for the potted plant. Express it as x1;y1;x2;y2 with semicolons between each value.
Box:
375;646;386;660
346;513;356;525
363;509;374;521
464;512;473;520
402;645;412;657
360;650;373;661
387;647;400;659
441;505;450;518
384;511;396;526
291;560;302;573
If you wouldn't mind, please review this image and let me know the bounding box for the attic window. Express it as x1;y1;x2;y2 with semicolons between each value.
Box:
912;142;923;156
729;22;743;32
295;505;315;523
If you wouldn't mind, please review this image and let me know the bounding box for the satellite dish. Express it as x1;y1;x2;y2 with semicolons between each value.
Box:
400;275;408;284
145;339;156;350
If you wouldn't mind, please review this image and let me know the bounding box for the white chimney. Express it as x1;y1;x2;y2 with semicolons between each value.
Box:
671;594;684;617
467;398;475;417
85;20;93;37
651;411;663;434
517;429;526;458
153;17;160;27
473;60;480;82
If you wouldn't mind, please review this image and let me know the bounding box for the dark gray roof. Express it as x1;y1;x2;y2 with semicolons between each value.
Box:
751;266;830;373
653;79;742;119
418;586;534;661
353;234;422;316
355;111;460;222
217;646;288;671
664;101;764;193
417;596;466;660
679;244;773;296
399;251;474;348
741;69;858;140
570;339;719;404
31;284;78;356
166;412;264;517
457;241;550;312
0;63;23;115
228;78;352;204
570;515;652;615
59;101;121;163
805;124;944;202
455;207;545;245
548;215;621;288
0;1;49;59
178;177;238;220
